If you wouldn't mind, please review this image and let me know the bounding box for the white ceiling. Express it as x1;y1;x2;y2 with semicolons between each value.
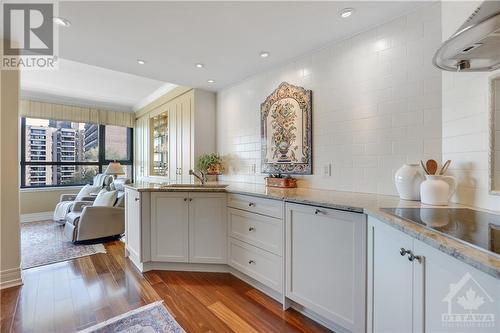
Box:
58;1;428;91
21;59;177;112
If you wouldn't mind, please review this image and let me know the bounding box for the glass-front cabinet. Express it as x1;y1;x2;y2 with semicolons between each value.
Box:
151;112;168;176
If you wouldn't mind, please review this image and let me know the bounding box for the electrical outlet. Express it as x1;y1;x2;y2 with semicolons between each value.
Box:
323;163;332;177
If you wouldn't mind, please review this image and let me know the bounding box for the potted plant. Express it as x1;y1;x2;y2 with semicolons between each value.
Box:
196;153;224;175
265;174;297;188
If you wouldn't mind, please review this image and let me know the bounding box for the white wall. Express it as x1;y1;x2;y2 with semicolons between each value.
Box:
217;3;442;195
0;41;22;289
441;1;500;211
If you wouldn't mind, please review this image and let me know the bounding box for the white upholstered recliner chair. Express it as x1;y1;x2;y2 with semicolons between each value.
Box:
53;174;114;223
64;178;130;243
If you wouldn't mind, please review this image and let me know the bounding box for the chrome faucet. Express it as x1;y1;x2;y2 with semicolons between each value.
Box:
189;169;206;185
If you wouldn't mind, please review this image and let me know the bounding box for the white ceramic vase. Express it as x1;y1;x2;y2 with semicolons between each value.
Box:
394;164;424;200
420;175;457;206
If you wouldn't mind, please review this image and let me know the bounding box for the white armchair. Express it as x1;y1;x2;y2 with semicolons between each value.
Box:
52;174;114;223
64;178;130;243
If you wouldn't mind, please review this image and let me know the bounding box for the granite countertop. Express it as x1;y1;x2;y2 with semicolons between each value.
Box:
125;181;500;279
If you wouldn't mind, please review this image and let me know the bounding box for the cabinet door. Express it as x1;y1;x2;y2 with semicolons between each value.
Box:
125;189;142;260
188;193;227;263
168;101;178;181
413;240;500;333
177;94;192;182
150;192;189;262
367;217;414;333
286;203;366;332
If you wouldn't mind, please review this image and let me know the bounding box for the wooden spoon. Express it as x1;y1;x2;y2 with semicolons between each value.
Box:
439;160;451;175
426;159;438;175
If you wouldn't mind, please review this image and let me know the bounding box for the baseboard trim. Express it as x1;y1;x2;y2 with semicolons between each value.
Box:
20;211;53;223
0;267;23;290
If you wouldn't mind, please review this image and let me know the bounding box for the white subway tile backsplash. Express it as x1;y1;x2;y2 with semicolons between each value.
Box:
217;2;442;196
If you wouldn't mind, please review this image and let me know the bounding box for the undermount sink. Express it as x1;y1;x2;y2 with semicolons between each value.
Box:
161;183;229;189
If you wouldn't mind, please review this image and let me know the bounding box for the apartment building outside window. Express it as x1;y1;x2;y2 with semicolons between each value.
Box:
21;118;133;188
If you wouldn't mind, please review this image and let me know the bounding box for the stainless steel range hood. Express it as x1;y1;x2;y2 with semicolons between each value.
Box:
433;1;500;72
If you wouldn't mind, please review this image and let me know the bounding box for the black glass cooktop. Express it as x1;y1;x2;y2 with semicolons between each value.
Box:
381;208;500;256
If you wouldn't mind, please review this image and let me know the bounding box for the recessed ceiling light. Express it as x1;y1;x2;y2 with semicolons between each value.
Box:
207;79;215;83
137;59;146;65
260;51;270;58
195;63;204;68
340;8;354;18
53;17;71;27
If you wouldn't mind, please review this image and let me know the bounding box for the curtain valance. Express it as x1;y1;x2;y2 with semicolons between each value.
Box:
19;100;135;128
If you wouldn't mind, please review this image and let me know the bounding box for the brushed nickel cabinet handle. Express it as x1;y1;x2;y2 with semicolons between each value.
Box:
248;260;256;265
134;198;140;202
314;209;323;215
189;198;193;202
400;248;410;256
248;227;256;232
184;198;188;202
408;252;422;263
248;202;255;207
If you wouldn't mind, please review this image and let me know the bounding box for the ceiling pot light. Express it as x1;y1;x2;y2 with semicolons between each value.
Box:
53;17;71;27
340;8;354;18
207;79;215;83
260;51;270;58
195;63;204;68
137;59;146;65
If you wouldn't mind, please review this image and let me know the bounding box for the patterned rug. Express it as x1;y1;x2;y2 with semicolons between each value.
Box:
21;220;106;269
78;301;185;333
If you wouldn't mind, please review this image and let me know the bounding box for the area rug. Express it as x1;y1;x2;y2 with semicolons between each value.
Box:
21;220;106;269
78;301;185;333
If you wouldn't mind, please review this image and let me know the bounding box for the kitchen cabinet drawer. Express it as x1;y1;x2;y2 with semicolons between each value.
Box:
227;194;283;219
228;238;282;292
228;208;282;255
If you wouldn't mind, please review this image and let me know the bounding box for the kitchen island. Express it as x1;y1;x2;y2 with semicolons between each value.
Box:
124;181;500;333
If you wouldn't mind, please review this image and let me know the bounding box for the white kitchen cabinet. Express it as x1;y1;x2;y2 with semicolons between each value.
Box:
134;115;150;180
189;193;227;263
368;216;500;333
150;192;189;262
285;203;366;333
367;217;415;333
150;192;227;264
125;188;142;260
134;88;216;183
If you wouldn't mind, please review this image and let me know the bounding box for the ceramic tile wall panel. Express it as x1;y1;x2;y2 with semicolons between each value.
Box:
441;0;500;211
217;2;442;195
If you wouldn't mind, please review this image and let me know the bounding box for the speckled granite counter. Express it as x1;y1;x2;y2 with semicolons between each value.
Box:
125;181;500;279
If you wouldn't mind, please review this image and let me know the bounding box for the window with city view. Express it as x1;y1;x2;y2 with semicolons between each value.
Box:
21;118;133;188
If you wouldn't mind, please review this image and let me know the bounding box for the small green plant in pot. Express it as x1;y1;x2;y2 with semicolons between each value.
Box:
197;153;224;175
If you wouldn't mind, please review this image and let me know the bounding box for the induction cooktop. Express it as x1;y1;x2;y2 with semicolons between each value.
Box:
380;208;500;256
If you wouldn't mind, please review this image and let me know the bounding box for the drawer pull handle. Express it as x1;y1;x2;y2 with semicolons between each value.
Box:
248;260;256;265
314;209;323;215
400;248;410;256
248;226;256;232
134;198;140;201
248;202;255;207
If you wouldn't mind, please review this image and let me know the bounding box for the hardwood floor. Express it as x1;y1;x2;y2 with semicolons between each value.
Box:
1;240;332;333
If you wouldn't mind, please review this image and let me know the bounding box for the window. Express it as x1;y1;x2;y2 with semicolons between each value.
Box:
21;118;133;188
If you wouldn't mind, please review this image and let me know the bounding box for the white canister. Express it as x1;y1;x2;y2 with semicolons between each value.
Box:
394;164;425;200
420;175;457;206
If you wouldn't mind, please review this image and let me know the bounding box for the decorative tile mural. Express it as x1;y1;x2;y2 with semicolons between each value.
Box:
261;82;312;174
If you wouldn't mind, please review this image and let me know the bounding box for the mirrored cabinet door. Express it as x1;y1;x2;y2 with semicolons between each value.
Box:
151;112;169;176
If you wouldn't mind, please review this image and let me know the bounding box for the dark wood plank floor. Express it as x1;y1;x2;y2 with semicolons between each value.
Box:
1;240;331;333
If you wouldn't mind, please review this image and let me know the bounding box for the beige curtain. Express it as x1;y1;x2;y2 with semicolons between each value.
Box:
19;100;135;128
